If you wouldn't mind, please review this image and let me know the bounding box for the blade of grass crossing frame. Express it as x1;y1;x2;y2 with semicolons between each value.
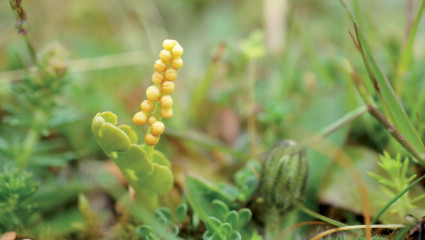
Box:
341;1;425;163
355;27;425;162
395;0;425;96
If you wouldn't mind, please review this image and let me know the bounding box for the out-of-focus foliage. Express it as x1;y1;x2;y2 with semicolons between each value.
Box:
1;0;425;239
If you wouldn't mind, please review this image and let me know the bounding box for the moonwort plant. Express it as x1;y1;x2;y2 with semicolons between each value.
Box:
92;39;183;211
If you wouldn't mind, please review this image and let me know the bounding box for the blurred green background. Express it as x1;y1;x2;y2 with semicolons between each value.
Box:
1;0;425;239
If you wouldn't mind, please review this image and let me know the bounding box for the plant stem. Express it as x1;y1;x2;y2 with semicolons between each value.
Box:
300;105;368;149
291;201;347;228
247;59;257;157
310;224;404;240
24;35;36;63
366;104;425;165
264;210;281;240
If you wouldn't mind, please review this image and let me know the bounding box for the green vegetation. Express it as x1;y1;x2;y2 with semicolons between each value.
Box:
1;0;425;239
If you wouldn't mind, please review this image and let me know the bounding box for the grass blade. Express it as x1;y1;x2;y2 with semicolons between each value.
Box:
395;0;425;96
340;1;425;163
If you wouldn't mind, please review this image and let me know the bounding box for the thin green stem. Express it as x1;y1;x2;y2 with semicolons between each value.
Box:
367;104;425;165
247;59;257;157
24;35;36;63
265;210;281;240
372;174;425;224
300;105;368;149
292;201;347;228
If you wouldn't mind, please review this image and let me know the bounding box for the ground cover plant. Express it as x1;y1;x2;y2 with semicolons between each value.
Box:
1;0;425;239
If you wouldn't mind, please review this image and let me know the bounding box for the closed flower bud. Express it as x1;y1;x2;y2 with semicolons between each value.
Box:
154;60;167;72
152;72;164;85
164;68;177;81
132;111;148;125
160;108;173;119
162;81;175;94
140;100;154;113
162;39;177;50
160;95;173;109
259;140;308;215
171;43;184;58
146;85;161;101
145;133;159;146
171;58;183;69
159;49;172;63
151;121;165;136
148;116;157;126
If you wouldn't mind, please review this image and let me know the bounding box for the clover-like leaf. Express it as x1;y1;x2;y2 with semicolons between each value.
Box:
219;222;232;236
176;204;188;223
205;216;221;232
230;231;242;240
212;199;229;220
224;211;239;230
238;209;252;227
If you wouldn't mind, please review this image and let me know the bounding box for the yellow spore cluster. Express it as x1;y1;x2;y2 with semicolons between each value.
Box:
132;39;183;146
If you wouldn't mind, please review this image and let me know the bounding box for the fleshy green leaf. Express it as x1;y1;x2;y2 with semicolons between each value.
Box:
238;208;252;227
116;145;154;178
224;211;239;230
153;150;171;167
119;124;138;144
176;204;188;223
141;164;173;195
212;199;229;220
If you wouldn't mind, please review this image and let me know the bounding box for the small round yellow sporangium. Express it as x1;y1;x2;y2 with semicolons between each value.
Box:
146;85;161;101
164;68;177;81
162;81;175;94
171;43;183;58
159;49;172;63
171;58;183;69
160;95;173;109
132;111;148;125
151;121;165;136
162;39;177;50
148;116;157;126
154;60;167;72
152;72;164;85
145;133;159;146
140;100;154;113
160;108;173;119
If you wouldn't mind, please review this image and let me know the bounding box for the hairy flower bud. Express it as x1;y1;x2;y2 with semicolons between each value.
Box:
259;140;308;215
